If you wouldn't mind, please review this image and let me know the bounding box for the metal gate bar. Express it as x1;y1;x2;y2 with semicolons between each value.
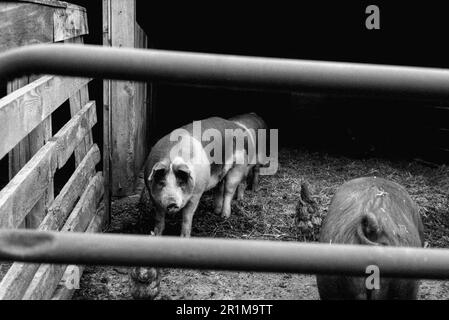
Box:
1;44;449;99
0;229;448;279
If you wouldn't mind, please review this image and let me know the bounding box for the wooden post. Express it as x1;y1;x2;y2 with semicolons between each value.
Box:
103;0;112;223
106;0;150;197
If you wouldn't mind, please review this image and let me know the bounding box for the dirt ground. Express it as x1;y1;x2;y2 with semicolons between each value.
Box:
68;148;449;300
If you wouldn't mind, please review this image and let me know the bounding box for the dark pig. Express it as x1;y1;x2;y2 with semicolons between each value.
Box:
317;177;424;300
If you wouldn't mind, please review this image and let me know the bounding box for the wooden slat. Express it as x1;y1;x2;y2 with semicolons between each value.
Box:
0;2;53;52
17;1;80;9
7;75;54;229
6;77;31;229
0;1;88;51
41;144;101;232
0;75;91;161
7;76;31;181
68;90;88;165
133;23;149;185
24;111;53;229
79;87;93;149
65;36;93;166
22;172;104;300
103;0;112;225
110;0;137;196
0;144;101;300
109;0;152;196
53;5;88;42
0;101;97;229
51;206;107;300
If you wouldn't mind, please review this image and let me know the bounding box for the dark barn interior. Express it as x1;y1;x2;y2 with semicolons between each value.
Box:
64;1;449;166
138;2;449;164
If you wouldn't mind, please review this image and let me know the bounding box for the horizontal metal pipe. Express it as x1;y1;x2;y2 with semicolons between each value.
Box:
1;229;449;279
1;44;449;99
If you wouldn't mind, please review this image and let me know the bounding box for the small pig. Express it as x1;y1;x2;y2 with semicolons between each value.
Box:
214;113;268;218
316;177;424;300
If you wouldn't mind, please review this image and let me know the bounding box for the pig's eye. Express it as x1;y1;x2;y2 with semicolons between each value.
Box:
152;169;166;186
175;170;190;184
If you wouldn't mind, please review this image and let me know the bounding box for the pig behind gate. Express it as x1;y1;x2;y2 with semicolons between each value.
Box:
213;113;268;218
144;116;247;237
316;177;424;300
131;116;244;299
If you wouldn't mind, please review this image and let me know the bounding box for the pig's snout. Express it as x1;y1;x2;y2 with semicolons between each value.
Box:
166;202;180;212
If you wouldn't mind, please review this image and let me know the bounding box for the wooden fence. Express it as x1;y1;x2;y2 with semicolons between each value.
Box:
0;0;106;299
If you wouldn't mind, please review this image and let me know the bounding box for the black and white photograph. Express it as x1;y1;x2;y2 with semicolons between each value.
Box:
1;0;449;309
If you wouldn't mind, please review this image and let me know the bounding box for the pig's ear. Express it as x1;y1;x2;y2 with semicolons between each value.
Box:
173;163;195;185
148;162;167;183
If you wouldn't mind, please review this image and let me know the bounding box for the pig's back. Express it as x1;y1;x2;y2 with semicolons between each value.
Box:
320;176;423;246
229;113;267;131
146;117;242;179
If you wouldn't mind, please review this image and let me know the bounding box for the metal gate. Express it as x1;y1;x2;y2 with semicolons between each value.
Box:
1;44;449;280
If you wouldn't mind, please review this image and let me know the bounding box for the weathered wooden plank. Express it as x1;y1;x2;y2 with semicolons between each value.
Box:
68;91;88;165
51;205;107;300
22;172;104;300
133;24;149;185
65;36;93;166
7;77;30;182
79;87;93;150
0;101;97;229
17;1;83;9
0;75;91;161
53;5;88;42
25;114;54;229
52;101;97;170
103;0;112;224
109;0;152;196
40;144;101;232
0;2;53;52
7;75;54;229
110;0;137;196
0;144;101;300
7;77;31;230
0;1;88;49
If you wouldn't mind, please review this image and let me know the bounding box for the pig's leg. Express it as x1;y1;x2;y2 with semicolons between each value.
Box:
180;196;201;238
153;208;166;236
237;179;247;201
214;181;225;215
221;167;245;218
251;165;260;192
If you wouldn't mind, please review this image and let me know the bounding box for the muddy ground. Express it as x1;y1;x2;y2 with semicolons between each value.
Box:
68;148;448;299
